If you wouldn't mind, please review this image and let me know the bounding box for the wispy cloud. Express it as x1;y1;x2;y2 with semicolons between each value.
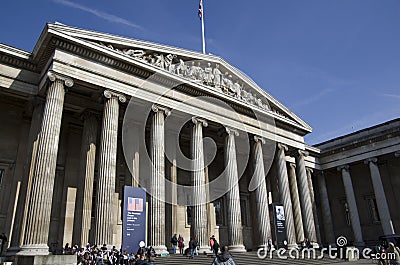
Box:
293;88;333;108
383;93;400;99
53;0;143;30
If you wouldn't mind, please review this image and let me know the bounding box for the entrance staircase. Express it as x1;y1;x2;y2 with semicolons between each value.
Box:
157;252;349;265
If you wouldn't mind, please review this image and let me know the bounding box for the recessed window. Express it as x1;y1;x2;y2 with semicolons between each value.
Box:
340;200;351;226
240;197;249;227
186;194;192;226
214;198;225;226
186;206;192;226
367;197;380;224
0;169;3;190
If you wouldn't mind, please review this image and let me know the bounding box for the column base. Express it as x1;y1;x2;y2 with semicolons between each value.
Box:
153;245;169;255
228;244;247;253
17;245;50;256
14;254;76;265
198;246;213;255
287;243;299;250
311;242;320;249
6;246;21;256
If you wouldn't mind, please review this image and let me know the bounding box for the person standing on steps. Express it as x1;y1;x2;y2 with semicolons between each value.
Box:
178;234;184;255
188;237;196;259
170;234;178;254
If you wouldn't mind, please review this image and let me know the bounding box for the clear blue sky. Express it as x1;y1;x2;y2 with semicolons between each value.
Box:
1;0;399;145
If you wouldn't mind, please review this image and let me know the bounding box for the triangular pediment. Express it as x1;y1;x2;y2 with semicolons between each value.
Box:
39;23;312;133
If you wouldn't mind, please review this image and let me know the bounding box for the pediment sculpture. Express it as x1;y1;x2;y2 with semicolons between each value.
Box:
98;42;271;111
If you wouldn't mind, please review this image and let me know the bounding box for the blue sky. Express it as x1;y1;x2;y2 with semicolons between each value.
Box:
1;0;399;144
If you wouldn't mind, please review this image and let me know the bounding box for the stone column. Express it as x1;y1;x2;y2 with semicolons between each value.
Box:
253;136;272;246
317;171;335;245
295;150;317;244
94;90;126;245
73;111;98;247
8;99;44;254
149;105;170;254
191;117;209;253
306;168;322;244
288;163;304;244
338;165;364;247
224;127;246;252
19;72;73;255
365;158;395;235
276;144;297;249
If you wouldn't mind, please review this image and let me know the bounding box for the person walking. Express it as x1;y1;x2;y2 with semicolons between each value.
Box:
210;235;215;252
213;238;220;256
170;234;178;254
188;238;196;259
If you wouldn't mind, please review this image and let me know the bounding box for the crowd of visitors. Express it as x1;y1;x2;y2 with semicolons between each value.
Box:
68;242;156;265
70;233;238;264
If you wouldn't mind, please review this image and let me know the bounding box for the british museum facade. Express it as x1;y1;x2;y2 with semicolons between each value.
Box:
0;23;399;257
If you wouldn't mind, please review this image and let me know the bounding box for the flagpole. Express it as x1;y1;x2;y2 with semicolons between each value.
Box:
201;0;206;54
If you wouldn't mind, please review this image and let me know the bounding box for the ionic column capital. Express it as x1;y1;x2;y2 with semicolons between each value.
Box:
277;143;288;152
306;167;314;174
289;162;296;169
254;135;266;144
192;117;208;127
364;157;378;165
337;164;350;172
225;126;239;137
47;71;74;87
297;149;309;158
151;104;171;116
104;89;126;103
395;151;400;158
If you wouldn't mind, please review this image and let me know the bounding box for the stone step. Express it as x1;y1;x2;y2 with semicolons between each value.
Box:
156;252;349;265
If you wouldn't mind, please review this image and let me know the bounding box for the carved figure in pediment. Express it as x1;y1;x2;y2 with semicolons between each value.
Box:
241;90;249;102
165;54;176;73
196;62;204;81
188;62;197;79
122;49;146;59
256;98;264;108
146;54;156;65
213;64;222;88
245;91;254;104
233;81;242;99
222;73;234;94
154;53;165;69
204;63;213;85
176;59;188;76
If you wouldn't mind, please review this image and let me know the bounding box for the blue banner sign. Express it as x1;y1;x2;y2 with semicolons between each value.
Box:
122;186;147;254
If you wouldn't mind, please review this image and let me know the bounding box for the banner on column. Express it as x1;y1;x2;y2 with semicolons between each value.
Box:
272;203;287;249
123;186;147;254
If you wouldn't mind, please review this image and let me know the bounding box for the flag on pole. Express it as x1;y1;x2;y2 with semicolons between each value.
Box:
198;0;203;20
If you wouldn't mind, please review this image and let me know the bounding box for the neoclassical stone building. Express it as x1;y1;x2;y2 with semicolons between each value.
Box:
0;23;398;259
